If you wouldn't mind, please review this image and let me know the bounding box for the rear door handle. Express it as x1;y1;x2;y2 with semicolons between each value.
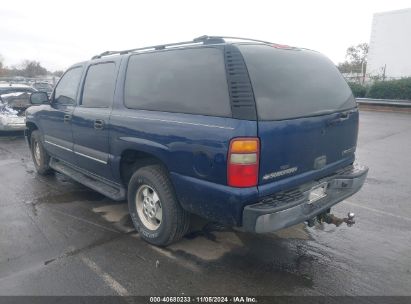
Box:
64;114;72;123
94;119;105;130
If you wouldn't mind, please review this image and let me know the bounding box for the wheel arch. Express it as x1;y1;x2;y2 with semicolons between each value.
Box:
119;148;170;188
25;121;39;146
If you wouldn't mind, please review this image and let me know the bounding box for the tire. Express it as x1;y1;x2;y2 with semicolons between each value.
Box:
128;164;190;246
30;130;52;175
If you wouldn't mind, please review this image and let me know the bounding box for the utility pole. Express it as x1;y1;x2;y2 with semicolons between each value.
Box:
361;61;365;85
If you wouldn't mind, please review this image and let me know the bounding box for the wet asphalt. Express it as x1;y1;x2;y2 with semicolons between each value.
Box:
0;110;410;296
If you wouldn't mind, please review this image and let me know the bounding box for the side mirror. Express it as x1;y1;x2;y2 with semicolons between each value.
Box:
30;92;49;105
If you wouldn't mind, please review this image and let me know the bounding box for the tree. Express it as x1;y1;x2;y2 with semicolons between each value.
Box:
337;43;369;81
52;70;64;77
0;54;4;76
20;60;48;77
345;43;368;66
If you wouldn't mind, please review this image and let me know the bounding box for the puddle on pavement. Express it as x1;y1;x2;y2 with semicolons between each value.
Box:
93;204;128;222
86;203;316;287
272;225;312;240
162;223;316;289
167;222;312;262
92;203;134;233
170;231;244;261
35;190;106;205
28;185;316;290
54;172;75;183
25;189;107;217
24;200;38;216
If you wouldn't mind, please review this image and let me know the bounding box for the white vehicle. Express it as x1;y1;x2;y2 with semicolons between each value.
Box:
0;83;36;131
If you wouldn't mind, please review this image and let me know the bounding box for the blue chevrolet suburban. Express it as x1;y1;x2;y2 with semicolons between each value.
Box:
26;36;368;246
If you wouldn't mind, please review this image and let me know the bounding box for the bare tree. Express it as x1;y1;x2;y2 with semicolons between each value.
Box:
345;43;369;66
20;60;48;77
52;70;64;77
0;54;4;76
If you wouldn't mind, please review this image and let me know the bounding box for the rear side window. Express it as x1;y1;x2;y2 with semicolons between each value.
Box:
54;67;83;105
124;48;231;117
238;44;355;120
82;62;116;108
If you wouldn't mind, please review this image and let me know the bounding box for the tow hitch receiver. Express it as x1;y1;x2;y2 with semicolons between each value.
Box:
321;212;355;227
308;212;355;227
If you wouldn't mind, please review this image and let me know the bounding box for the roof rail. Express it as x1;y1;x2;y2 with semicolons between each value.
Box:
91;35;273;59
193;35;273;45
91;38;204;59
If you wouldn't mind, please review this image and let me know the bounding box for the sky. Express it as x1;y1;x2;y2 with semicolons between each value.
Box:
1;0;411;71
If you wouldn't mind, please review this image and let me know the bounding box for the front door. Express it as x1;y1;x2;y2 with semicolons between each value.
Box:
41;66;83;164
71;61;118;180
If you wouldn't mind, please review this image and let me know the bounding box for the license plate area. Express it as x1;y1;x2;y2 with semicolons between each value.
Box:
308;182;328;204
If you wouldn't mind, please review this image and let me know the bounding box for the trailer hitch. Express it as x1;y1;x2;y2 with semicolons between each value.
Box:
320;212;355;227
307;212;355;227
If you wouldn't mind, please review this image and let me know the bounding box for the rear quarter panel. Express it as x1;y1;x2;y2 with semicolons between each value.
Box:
109;109;258;184
109;109;258;224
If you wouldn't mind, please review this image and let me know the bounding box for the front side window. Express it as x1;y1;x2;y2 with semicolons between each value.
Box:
124;48;231;117
54;67;83;105
82;62;116;108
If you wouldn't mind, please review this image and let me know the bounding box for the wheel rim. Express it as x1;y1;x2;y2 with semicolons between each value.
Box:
135;185;162;231
33;141;41;166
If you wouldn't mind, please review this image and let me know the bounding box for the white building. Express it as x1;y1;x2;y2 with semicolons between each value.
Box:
367;8;411;79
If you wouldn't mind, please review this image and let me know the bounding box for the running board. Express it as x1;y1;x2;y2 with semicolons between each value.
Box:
49;158;126;201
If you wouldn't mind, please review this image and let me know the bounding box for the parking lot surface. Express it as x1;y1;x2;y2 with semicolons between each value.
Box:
0;110;410;296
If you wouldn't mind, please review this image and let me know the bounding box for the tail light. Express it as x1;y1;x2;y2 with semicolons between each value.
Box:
227;137;259;187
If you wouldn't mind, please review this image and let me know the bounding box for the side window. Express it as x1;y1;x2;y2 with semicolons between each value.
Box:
124;48;231;117
82;62;116;108
54;67;83;105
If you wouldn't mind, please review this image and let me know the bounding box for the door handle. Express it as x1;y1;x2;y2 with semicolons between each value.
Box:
94;119;105;130
64;114;72;123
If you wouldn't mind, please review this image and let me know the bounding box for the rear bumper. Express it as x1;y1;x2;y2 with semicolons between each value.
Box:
0;122;26;131
242;163;368;233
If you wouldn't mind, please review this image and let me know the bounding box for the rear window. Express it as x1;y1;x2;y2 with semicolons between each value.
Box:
238;44;355;120
124;48;231;117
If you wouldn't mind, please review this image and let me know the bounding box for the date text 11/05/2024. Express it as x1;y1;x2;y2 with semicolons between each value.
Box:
149;296;257;303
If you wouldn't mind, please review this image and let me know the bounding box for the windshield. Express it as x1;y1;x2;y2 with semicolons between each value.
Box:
238;44;355;120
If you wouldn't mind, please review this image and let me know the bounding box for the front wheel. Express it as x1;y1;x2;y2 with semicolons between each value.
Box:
30;130;52;175
128;165;190;246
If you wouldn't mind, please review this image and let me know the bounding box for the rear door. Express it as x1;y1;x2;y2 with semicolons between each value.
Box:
238;44;358;188
71;61;119;180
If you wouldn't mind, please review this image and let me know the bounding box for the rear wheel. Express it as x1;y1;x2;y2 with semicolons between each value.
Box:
30;130;52;175
128;164;190;246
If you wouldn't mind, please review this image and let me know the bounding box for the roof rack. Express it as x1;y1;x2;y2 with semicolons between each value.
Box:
91;35;273;59
193;35;274;44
